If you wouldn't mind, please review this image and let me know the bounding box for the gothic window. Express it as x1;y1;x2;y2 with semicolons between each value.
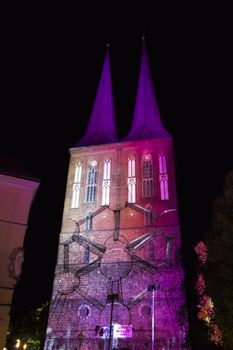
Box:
148;241;155;261
86;160;97;202
145;205;153;226
144;205;154;260
142;154;154;197
128;156;136;203
159;153;169;200
165;238;173;266
102;159;111;205
85;211;93;230
71;162;82;208
83;211;92;264
83;246;90;264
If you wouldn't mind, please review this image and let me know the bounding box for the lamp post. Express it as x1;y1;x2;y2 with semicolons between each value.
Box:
147;283;160;350
153;209;176;224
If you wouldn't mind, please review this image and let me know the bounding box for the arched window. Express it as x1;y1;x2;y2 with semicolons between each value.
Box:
71;162;82;208
165;238;173;266
145;205;153;226
85;211;93;230
142;154;154;197
86;160;97;202
148;241;155;261
128;156;136;203
159;154;169;200
102;159;111;205
83;246;90;264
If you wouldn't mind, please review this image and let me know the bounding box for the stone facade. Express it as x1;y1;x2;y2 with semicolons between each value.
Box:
45;40;191;350
45;139;190;349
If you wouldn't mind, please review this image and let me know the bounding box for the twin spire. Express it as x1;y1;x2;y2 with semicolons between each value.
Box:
75;40;170;147
76;48;117;147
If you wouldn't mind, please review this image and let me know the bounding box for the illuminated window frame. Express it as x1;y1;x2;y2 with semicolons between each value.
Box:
128;156;136;203
159;154;169;200
102;159;111;205
71;162;82;208
86;160;98;203
142;154;154;198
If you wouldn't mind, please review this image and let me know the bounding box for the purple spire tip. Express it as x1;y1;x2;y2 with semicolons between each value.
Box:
123;41;170;142
75;47;117;147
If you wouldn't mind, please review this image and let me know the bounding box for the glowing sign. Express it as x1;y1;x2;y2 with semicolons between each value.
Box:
113;324;132;338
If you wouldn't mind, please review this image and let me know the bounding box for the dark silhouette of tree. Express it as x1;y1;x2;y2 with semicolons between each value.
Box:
6;301;49;349
203;169;233;349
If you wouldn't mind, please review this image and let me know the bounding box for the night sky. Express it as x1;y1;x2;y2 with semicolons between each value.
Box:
1;5;232;321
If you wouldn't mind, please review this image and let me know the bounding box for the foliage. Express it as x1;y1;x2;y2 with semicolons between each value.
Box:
6;301;49;350
203;169;233;349
194;241;207;265
195;273;205;295
194;241;222;347
194;169;233;349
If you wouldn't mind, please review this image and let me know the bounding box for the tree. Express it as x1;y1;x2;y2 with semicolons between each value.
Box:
201;170;233;349
6;301;49;349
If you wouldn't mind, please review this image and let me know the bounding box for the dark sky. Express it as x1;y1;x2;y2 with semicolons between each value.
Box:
1;5;232;318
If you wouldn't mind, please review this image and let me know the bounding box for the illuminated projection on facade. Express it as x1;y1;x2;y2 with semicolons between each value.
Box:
44;40;191;350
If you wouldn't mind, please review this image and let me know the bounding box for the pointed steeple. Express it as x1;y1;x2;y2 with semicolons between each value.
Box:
75;45;117;147
123;39;170;142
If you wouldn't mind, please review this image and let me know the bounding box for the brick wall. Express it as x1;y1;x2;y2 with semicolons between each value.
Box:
45;139;190;350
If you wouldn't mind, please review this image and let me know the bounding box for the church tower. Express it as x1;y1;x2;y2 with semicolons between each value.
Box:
45;40;191;350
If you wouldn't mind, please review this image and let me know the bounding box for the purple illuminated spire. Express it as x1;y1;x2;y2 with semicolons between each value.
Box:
75;46;117;147
123;40;170;141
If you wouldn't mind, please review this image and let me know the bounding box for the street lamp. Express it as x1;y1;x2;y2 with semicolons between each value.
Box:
147;283;160;350
153;209;176;224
